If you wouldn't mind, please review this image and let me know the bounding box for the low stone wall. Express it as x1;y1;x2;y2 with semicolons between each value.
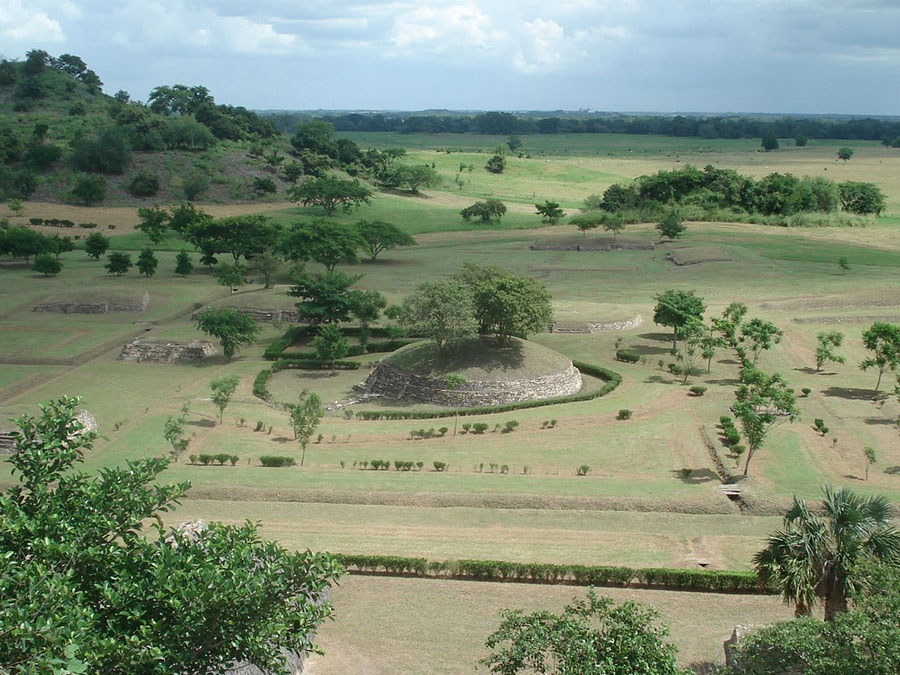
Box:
530;241;655;251
0;431;15;454
358;360;583;407
118;338;217;364
0;410;97;454
550;314;642;334
34;291;150;314
192;307;308;323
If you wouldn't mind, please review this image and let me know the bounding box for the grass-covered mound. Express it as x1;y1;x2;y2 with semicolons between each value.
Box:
384;336;572;382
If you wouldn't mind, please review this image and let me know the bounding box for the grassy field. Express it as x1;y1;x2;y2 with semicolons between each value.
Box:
3;131;900;671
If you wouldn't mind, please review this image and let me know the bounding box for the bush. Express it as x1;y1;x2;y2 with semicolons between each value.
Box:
725;429;741;446
198;454;212;466
433;461;448;472
182;172;209;201
615;350;640;363
577;464;591;476
689;385;708;396
472;422;489;434
617;409;632;420
503;420;519;432
438;426;448;436
801;387;812;397
69;174;107;205
259;455;296;467
71;127;131;175
814;418;829;435
127;170;160;197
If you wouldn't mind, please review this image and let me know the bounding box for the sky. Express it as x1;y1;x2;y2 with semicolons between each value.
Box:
1;0;899;115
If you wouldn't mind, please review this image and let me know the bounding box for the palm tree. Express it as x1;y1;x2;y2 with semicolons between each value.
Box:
754;485;900;621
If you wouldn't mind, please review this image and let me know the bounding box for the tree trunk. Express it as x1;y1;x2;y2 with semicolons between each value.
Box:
824;587;847;622
672;327;678;351
707;356;712;373
743;446;757;476
794;600;812;618
874;368;884;399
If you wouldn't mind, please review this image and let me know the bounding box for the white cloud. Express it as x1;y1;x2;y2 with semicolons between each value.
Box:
0;0;66;44
513;18;567;73
390;2;506;53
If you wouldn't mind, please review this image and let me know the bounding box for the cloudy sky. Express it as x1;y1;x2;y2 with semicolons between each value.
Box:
2;0;899;114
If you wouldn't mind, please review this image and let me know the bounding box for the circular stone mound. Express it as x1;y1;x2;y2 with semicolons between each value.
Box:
360;336;583;407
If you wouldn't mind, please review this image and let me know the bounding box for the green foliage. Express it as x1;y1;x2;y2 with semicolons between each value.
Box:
377;163;441;192
135;206;170;243
259;455;297;467
127;169;160;197
252;176;277;195
433;461;448;471
182;171;210;201
212;261;249;293
815;330;845;371
83;231;110;259
288;267;363;324
69;173;107;205
0;397;341;674
569;213;601;236
837;146;854;161
534;200;565;224
195;307;261;360
174;249;193;276
354;219;416;260
248;250;281;288
839;180;886;215
209;374;239;425
616;350;640;363
71;126;131;175
484;153;506;174
136;248;158;277
288;175;372;216
656;209;686;239
859;322;900;398
290;389;323;466
460;198;507;224
576;464;591;476
398;278;477;351
617;409;632;420
104;251;132;276
761;134;779;151
312;323;349;368
653;289;705;349
280;218;363;270
689;385;707;396
32;252;62;276
733;368;798;476
740;318;784;365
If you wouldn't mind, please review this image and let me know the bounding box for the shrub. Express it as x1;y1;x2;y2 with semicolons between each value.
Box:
182;172;209;201
577;465;591;476
617;409;632;420
719;415;733;426
188;454;197;464
500;464;509;474
472;423;489;434
416;461;423;471
503;420;519;432
689;385;708;396
814;418;829;435
725;429;741;446
259;455;296;467
615;349;640;363
433;461;447;472
127;170;160;197
438;426;448;436
461;423;471;433
214;453;230;466
198;454;212;466
550;419;557;428
801;387;811;397
732;444;745;457
229;455;238;466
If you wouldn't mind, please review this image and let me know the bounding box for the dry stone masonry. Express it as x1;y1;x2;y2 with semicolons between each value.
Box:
550;314;642;334
118;338;217;364
191;307;307;323
357;360;583;407
0;410;97;454
34;291;150;314
530;240;655;252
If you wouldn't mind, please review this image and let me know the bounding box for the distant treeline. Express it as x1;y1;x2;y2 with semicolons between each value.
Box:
263;110;900;145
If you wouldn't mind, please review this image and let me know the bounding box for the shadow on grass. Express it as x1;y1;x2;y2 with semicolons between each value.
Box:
705;378;741;386
672;468;719;484
844;474;863;481
271;436;293;444
865;417;897;426
794;366;837;375
638;332;673;343
885;466;900;475
186;419;215;428
645;375;676;385
628;344;671;356
821;386;879;401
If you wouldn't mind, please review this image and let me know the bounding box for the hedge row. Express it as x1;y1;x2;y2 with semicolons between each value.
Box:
615;349;641;364
263;324;421;360
273;339;418;362
355;361;621;420
332;554;769;594
253;368;272;401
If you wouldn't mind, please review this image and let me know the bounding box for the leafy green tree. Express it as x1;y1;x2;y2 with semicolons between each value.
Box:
136;248;158;277
581;193;604;212
534;200;565;224
399;279;477;352
168;202;210;234
136;206;170;244
127;169;160;197
163;414;189;457
465;268;553;344
837;147;854;161
0;396;342;674
288;175;372;216
280;219;363;271
481;589;684;675
379;164;440;193
740;318;784;365
355;220;416;261
672;318;706;383
213;262;249;294
506;136;522;153
182;171;209;200
460;199;507;224
210;374;240;424
838;256;850;274
815;331;845;372
754;486;900;620
603;214;626;239
45;235;75;260
698;328;725;373
656;209;686;240
290;120;338;158
761;134;779;151
186;215;280;263
290;390;324;466
653;289;706;350
313;323;349;371
249;250;281;288
72;126;131;175
195;307;261;360
864;446;877;481
794;133;808;147
485;154;506;174
104;251;132;276
175;249;193;276
859;322;900;399
712;301;748;346
32;252;62;276
350;289;387;352
69;173;107;205
282;161;303;183
733;368;799;476
445;373;467;436
84;231;110;259
289;267;362;324
839;181;886;215
569;214;601;237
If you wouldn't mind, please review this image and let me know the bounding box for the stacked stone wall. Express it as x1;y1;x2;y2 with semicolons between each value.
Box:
118;339;217;364
359;361;583;407
191;307;308;323
530;241;655;252
34;291;150;314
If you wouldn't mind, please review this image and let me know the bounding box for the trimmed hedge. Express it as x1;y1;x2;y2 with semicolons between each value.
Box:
615;350;640;363
263;324;421;360
332;554;771;594
355;360;621;420
253;368;272;401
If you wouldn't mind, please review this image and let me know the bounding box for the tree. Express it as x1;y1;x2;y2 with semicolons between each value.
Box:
288;175;372;216
506;136;522;153
186;215;280;263
859;322;900;399
46;234;75;259
815;330;845;372
378;164;440;193
0;397;342;674
672;318;706;383
72;127;131;175
699;328;725;373
794;133;808;147
104;252;132;276
864;446;877;481
603;214;626;239
290;390;323;467
712;301;748;347
84;231;110;259
399;280;477;352
445;373;467;436
69;173;107;205
754;486;900;620
0;227;46;263
480;589;683;675
485;154;506;174
350;289;387;352
280;219;363;271
535;200;565;224
837;147;854;161
761;134;779;151
290;120;338;158
569;214;600;237
464;268;554;344
838;256;850;274
249;250;281;288
175;249;193;277
839;181;886;215
460;199;506;224
213;262;249;294
656;209;686;240
195;307;261;359
135;206;170;244
136;248;158;277
740;318;784;365
210;374;239;424
653;289;706;350
355;220;416;260
313;323;349;371
733;368;799;476
163;413;189;458
32;253;62;276
289;267;362;324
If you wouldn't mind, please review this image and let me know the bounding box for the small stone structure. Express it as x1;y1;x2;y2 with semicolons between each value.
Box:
357;360;583;407
723;625;760;668
0;410;97;454
665;249;732;266
0;431;15;454
192;307;307;323
550;314;642;334
34;291;150;314
530;240;655;252
118;338;217;364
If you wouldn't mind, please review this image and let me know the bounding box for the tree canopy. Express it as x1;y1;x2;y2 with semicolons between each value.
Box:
195;307;261;359
653;289;706;349
355;220;416;260
460;199;507;224
280;219;363;271
288;267;363;324
288;176;372;216
399;279;477;352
